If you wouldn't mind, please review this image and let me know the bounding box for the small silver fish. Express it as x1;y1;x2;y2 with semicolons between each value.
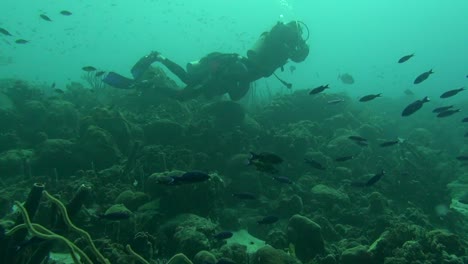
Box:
327;99;345;104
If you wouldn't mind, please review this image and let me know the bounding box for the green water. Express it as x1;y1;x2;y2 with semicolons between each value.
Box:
1;0;467;99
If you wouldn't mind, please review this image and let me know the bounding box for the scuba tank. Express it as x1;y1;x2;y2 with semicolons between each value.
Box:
247;31;268;63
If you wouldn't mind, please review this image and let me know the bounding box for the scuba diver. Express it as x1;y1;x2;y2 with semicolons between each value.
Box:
102;20;310;101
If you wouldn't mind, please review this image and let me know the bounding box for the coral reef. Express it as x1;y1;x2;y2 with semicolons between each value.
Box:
1;76;467;264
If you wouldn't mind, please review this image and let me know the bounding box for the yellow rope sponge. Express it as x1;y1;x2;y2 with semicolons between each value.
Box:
126;244;150;264
42;191;111;264
11;201;92;264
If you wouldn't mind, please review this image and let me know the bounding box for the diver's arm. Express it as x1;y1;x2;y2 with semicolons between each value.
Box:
159;58;190;84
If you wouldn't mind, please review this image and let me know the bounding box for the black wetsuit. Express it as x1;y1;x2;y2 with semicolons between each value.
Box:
142;52;255;101
103;21;309;101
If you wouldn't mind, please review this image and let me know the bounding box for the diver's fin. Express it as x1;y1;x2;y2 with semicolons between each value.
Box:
102;72;135;89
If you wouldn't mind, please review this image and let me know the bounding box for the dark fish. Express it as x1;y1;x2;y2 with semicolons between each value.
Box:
432;105;453;113
440;87;465;98
413;69;434;84
401;96;430;116
232;192;257;200
309;84;329;95
304;158;326;170
249;152;283;165
359;93;382;102
379;140;399;147
98;211;131;221
54;89;64;94
0;27;12;36
355;141;369;147
352;170;386;187
338;73;354;84
365;170;386;186
214;231;233;240
60;10;73;16
273;176;293;184
82;66;97;72
51;82;56;89
437;109;460;118
289;65;296;73
257;215;279;225
398;54;414;63
462;117;468;123
170;171;210;184
334;155;354;162
40;14;52;22
95;71;106;77
465;132;468;138
15;39;29;44
327;99;345;104
348;136;367;142
456;156;468;161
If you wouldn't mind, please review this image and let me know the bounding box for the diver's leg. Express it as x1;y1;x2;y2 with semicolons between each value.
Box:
132;52;190;84
158;56;190;84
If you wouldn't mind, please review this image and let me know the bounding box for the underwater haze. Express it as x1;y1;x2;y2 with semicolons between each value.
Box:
2;1;468;264
1;0;467;99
